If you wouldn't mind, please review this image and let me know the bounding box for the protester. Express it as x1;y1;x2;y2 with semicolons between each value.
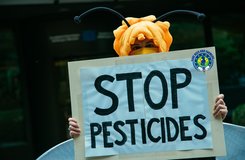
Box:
68;15;228;143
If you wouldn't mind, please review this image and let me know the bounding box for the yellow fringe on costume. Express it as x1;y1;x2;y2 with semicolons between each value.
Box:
113;15;173;56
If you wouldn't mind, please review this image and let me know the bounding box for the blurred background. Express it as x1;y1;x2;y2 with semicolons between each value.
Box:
0;0;244;159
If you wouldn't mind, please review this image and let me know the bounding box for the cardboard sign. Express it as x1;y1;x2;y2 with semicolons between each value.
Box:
68;47;226;160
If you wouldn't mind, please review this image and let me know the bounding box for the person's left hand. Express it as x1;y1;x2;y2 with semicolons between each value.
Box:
68;117;81;138
213;94;228;120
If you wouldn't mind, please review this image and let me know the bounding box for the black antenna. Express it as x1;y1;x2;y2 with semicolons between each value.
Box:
153;10;206;23
74;7;130;27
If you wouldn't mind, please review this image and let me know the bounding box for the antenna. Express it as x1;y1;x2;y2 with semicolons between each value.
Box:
153;10;206;23
74;7;130;27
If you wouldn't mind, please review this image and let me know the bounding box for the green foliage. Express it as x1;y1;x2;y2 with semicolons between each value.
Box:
232;104;245;126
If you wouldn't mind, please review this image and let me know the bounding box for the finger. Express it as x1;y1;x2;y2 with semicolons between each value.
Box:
70;131;80;138
69;121;79;127
213;106;228;118
214;108;228;119
69;125;81;132
215;94;224;103
214;99;226;110
213;109;222;119
213;104;226;116
221;110;228;120
68;117;77;123
214;104;227;114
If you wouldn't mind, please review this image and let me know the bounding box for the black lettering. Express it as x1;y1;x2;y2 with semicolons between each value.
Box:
94;75;118;115
114;121;127;146
90;123;102;148
140;119;147;144
194;114;207;139
125;119;138;145
179;116;192;141
147;118;161;143
116;72;142;112
170;68;192;109
160;117;166;143
102;121;113;148
166;117;179;141
144;70;168;110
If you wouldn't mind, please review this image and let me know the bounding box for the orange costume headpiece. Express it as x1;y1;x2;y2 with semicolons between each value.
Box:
113;15;173;56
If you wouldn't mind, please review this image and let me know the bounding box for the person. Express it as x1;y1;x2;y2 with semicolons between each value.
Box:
68;15;228;155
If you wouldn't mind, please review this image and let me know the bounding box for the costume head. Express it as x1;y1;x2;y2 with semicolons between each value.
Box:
113;15;173;56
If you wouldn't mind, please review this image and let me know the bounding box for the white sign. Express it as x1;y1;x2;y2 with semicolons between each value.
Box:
68;47;226;160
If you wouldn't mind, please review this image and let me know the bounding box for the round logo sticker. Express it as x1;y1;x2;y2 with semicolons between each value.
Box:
191;49;214;72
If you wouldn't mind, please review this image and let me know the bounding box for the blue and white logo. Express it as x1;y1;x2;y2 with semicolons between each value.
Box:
192;49;214;72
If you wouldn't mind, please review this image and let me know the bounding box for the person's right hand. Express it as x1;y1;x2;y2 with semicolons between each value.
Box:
68;117;81;138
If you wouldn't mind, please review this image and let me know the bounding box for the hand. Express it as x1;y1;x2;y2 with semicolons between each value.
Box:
68;117;81;138
213;94;228;120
